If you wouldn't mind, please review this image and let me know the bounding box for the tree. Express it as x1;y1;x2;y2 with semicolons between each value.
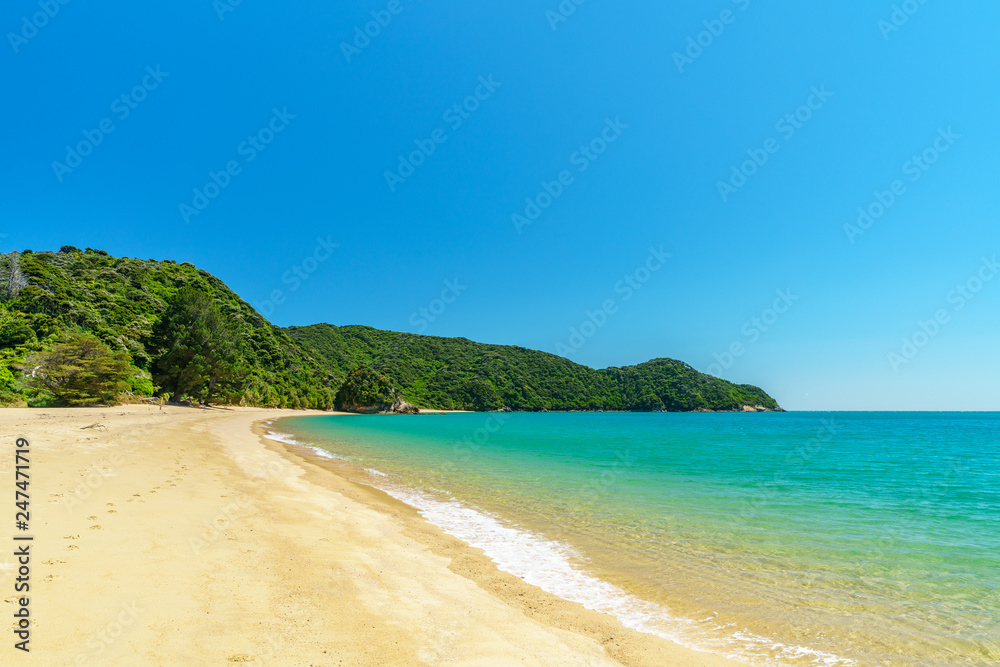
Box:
334;365;400;412
456;377;500;411
0;309;35;347
0;253;28;300
151;288;246;403
17;332;131;405
0;355;23;405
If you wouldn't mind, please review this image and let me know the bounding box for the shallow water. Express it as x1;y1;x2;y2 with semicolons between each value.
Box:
273;412;1000;666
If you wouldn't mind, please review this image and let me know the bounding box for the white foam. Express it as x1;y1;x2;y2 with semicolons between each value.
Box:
263;429;344;460
260;425;853;666
373;481;855;667
304;446;344;460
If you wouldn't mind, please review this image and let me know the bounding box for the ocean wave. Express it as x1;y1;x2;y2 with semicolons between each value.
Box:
263;428;345;461
372;481;855;667
261;423;852;666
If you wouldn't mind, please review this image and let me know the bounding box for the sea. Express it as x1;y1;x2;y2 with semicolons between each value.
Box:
267;412;1000;666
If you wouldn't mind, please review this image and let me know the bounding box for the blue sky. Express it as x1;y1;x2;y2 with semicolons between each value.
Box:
3;0;999;410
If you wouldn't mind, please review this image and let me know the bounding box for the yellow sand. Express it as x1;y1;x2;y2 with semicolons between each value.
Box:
0;405;741;665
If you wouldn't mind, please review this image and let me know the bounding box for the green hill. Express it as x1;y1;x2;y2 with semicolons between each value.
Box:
0;247;338;408
0;247;781;412
287;324;781;412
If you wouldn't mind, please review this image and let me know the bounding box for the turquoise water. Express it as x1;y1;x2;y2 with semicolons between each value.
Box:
272;412;1000;666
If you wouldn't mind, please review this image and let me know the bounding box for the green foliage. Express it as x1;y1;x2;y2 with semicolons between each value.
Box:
0;355;22;405
128;369;155;397
0;249;336;409
288;325;782;412
334;366;400;412
603;359;778;411
0;247;781;412
150;288;247;403
17;332;131;406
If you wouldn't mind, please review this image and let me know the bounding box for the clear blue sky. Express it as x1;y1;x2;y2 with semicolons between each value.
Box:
3;1;999;410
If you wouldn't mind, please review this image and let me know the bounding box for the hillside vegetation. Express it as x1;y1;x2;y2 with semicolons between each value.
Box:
0;247;337;408
288;324;780;412
0;247;780;412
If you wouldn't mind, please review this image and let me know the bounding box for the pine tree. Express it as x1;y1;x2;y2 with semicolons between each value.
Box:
151;288;246;403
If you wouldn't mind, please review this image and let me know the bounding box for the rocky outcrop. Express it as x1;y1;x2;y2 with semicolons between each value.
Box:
334;366;420;414
340;397;420;414
389;397;420;414
692;405;785;413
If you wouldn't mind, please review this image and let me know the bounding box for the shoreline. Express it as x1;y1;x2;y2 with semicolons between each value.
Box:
257;419;746;667
3;405;739;665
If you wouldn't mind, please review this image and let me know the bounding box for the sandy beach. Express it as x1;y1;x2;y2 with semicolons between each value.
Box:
1;406;739;665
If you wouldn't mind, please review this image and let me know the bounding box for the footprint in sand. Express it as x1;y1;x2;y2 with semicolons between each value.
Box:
87;516;97;520
107;510;117;514
41;560;66;565
67;545;78;551
63;535;79;540
106;503;115;507
89;525;102;530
